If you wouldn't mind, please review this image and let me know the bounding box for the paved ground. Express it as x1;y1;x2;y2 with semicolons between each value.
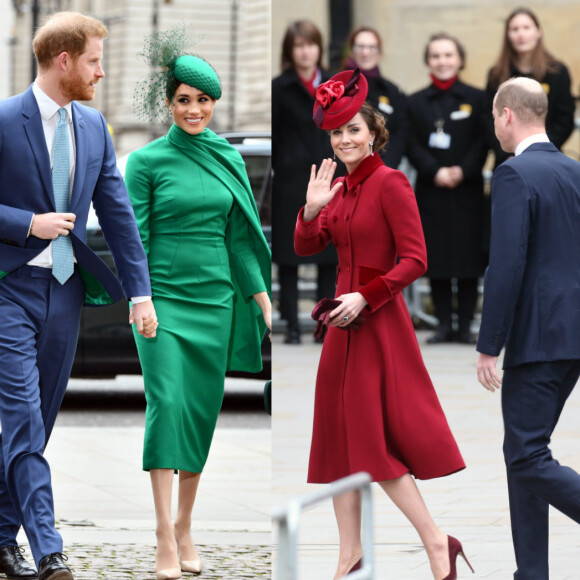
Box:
272;329;580;579
12;377;271;579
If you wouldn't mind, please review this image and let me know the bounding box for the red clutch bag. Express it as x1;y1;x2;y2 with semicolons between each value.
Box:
311;298;365;341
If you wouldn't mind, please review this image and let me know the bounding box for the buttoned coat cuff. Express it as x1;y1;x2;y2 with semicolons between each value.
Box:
359;276;393;313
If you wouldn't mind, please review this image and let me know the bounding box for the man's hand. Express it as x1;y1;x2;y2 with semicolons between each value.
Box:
477;353;502;392
129;300;158;338
30;212;76;239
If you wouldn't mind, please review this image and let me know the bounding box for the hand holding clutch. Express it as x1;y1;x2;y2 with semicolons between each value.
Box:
311;298;364;341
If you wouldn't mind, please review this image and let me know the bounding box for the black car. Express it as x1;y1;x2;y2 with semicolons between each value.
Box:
71;132;271;379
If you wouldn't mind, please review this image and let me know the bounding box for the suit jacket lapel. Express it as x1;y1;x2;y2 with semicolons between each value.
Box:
22;87;54;208
70;102;87;212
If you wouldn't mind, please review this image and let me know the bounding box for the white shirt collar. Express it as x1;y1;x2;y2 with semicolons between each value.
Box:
32;81;73;123
515;133;550;156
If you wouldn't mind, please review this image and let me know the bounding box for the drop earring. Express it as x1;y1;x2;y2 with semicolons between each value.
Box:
333;151;336;161
369;141;374;155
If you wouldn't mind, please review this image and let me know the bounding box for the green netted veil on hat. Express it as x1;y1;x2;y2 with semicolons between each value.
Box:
133;26;221;122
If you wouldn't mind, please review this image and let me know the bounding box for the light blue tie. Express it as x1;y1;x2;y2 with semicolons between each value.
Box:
52;107;74;284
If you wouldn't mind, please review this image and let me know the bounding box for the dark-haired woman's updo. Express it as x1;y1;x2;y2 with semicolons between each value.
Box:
358;102;389;152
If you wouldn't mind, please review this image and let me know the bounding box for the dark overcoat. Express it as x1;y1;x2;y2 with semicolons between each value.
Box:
365;74;408;169
272;68;338;265
406;80;488;278
294;153;465;483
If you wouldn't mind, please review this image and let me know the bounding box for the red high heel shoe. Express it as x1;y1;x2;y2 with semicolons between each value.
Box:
336;556;362;578
348;557;362;574
443;536;474;580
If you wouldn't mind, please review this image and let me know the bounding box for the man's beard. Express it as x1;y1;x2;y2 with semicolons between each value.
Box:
60;68;96;102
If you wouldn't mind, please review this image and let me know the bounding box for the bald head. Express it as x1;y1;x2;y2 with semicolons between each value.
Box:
493;77;548;127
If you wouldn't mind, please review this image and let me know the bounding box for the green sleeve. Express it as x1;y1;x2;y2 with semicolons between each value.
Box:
226;201;267;299
125;151;153;256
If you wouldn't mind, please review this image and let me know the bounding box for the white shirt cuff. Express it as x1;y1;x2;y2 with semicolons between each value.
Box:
131;296;151;304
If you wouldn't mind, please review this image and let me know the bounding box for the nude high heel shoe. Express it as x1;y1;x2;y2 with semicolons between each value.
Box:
179;558;202;574
175;534;202;574
156;568;182;580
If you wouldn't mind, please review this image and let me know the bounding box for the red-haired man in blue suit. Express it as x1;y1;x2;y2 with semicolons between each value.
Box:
0;12;157;580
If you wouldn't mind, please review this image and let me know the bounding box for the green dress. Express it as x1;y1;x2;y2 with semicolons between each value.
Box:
126;124;271;473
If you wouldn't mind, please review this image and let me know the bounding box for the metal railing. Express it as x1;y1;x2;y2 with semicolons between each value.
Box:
272;472;375;579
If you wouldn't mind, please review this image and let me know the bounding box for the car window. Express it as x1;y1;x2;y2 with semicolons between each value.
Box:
244;155;269;200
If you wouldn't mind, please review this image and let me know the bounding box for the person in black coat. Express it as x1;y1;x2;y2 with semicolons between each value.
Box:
272;20;338;344
343;26;408;169
406;32;488;344
485;7;575;167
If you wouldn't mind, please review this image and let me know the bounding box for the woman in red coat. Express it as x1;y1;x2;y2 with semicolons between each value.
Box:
295;69;468;580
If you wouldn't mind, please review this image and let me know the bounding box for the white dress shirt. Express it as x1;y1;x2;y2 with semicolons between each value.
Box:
515;133;550;156
28;82;75;267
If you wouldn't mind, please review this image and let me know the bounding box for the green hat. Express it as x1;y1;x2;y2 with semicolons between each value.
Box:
171;55;221;100
133;26;222;122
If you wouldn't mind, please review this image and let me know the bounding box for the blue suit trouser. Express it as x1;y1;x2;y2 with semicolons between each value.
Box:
0;265;83;565
502;359;580;580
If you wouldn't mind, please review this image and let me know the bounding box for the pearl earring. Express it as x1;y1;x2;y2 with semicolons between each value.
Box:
370;141;374;155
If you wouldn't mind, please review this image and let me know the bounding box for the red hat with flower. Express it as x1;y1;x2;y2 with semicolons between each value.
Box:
313;68;368;130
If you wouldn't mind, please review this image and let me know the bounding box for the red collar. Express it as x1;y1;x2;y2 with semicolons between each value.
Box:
344;153;385;192
430;74;459;91
298;68;318;97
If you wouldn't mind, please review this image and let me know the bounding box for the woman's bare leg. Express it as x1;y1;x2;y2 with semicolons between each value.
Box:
379;474;449;580
332;490;363;579
174;471;202;562
150;469;179;572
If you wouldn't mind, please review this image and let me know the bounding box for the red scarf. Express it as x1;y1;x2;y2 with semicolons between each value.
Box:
299;69;318;97
430;73;459;91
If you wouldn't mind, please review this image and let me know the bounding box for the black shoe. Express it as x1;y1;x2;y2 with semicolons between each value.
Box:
0;545;37;578
427;326;454;344
283;329;301;344
455;330;477;344
37;553;72;580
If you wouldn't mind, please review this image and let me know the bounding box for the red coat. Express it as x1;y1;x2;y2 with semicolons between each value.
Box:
295;153;465;483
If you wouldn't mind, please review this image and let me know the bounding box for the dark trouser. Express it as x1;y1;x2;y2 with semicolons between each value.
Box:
0;266;84;565
278;264;336;331
430;277;478;330
502;360;580;580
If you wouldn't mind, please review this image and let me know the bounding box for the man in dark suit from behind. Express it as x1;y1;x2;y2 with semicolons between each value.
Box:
477;76;580;579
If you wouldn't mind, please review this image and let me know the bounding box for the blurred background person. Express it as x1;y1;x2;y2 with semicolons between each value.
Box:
272;20;338;345
406;32;488;344
343;26;408;169
485;6;575;167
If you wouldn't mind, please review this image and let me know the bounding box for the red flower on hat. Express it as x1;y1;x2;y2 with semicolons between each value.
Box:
315;80;345;109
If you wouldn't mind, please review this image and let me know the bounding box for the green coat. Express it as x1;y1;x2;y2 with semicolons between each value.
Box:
128;124;271;373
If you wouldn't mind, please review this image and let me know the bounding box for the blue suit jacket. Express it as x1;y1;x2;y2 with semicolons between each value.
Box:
477;142;580;368
0;86;151;304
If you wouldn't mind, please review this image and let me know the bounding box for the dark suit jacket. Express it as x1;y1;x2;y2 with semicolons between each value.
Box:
477;141;580;368
0;86;151;304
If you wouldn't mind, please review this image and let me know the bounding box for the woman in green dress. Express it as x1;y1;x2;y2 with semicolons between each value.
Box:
126;46;271;580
